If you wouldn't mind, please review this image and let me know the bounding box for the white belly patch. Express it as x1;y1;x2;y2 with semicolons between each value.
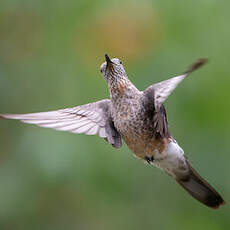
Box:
153;140;188;178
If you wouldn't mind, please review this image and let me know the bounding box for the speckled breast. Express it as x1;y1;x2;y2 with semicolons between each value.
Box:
112;100;162;159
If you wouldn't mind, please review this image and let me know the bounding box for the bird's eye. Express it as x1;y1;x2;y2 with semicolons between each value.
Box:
119;61;122;64
100;69;103;73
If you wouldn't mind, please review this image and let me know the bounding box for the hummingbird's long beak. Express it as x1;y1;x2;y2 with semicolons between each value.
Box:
105;54;113;64
105;54;114;70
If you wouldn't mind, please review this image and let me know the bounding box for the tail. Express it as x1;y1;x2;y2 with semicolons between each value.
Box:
176;160;225;209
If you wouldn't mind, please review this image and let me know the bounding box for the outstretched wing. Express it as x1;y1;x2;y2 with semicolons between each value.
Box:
143;59;207;138
0;99;122;148
146;74;187;109
144;58;207;110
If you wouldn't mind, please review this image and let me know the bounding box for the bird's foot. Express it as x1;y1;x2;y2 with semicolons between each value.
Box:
144;156;155;164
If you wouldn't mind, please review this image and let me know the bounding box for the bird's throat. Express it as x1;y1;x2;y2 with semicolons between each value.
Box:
109;78;129;98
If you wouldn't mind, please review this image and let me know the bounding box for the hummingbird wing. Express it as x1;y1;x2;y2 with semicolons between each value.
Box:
0;99;122;148
144;58;207;110
143;59;207;138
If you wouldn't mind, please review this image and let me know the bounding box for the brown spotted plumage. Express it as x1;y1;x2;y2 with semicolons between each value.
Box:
0;54;225;209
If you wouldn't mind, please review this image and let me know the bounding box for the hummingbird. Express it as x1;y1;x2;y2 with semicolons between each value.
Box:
0;54;225;209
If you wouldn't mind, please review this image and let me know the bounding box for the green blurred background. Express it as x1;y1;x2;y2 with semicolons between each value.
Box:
0;0;229;229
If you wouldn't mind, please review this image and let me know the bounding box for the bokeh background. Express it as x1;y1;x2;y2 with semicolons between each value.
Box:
0;0;229;229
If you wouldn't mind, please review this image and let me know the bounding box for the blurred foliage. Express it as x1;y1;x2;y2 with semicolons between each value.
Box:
0;0;230;229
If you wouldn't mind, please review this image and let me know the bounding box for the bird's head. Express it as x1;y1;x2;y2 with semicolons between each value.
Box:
100;54;127;85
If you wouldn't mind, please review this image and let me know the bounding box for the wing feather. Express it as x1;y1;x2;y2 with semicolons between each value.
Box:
0;99;121;147
143;59;207;138
152;74;187;108
144;58;207;109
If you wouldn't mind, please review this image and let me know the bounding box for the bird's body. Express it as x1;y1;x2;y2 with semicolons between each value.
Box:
107;62;186;178
109;79;162;159
0;55;225;209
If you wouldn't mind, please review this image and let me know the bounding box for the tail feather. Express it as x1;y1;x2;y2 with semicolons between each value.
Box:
176;161;225;209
